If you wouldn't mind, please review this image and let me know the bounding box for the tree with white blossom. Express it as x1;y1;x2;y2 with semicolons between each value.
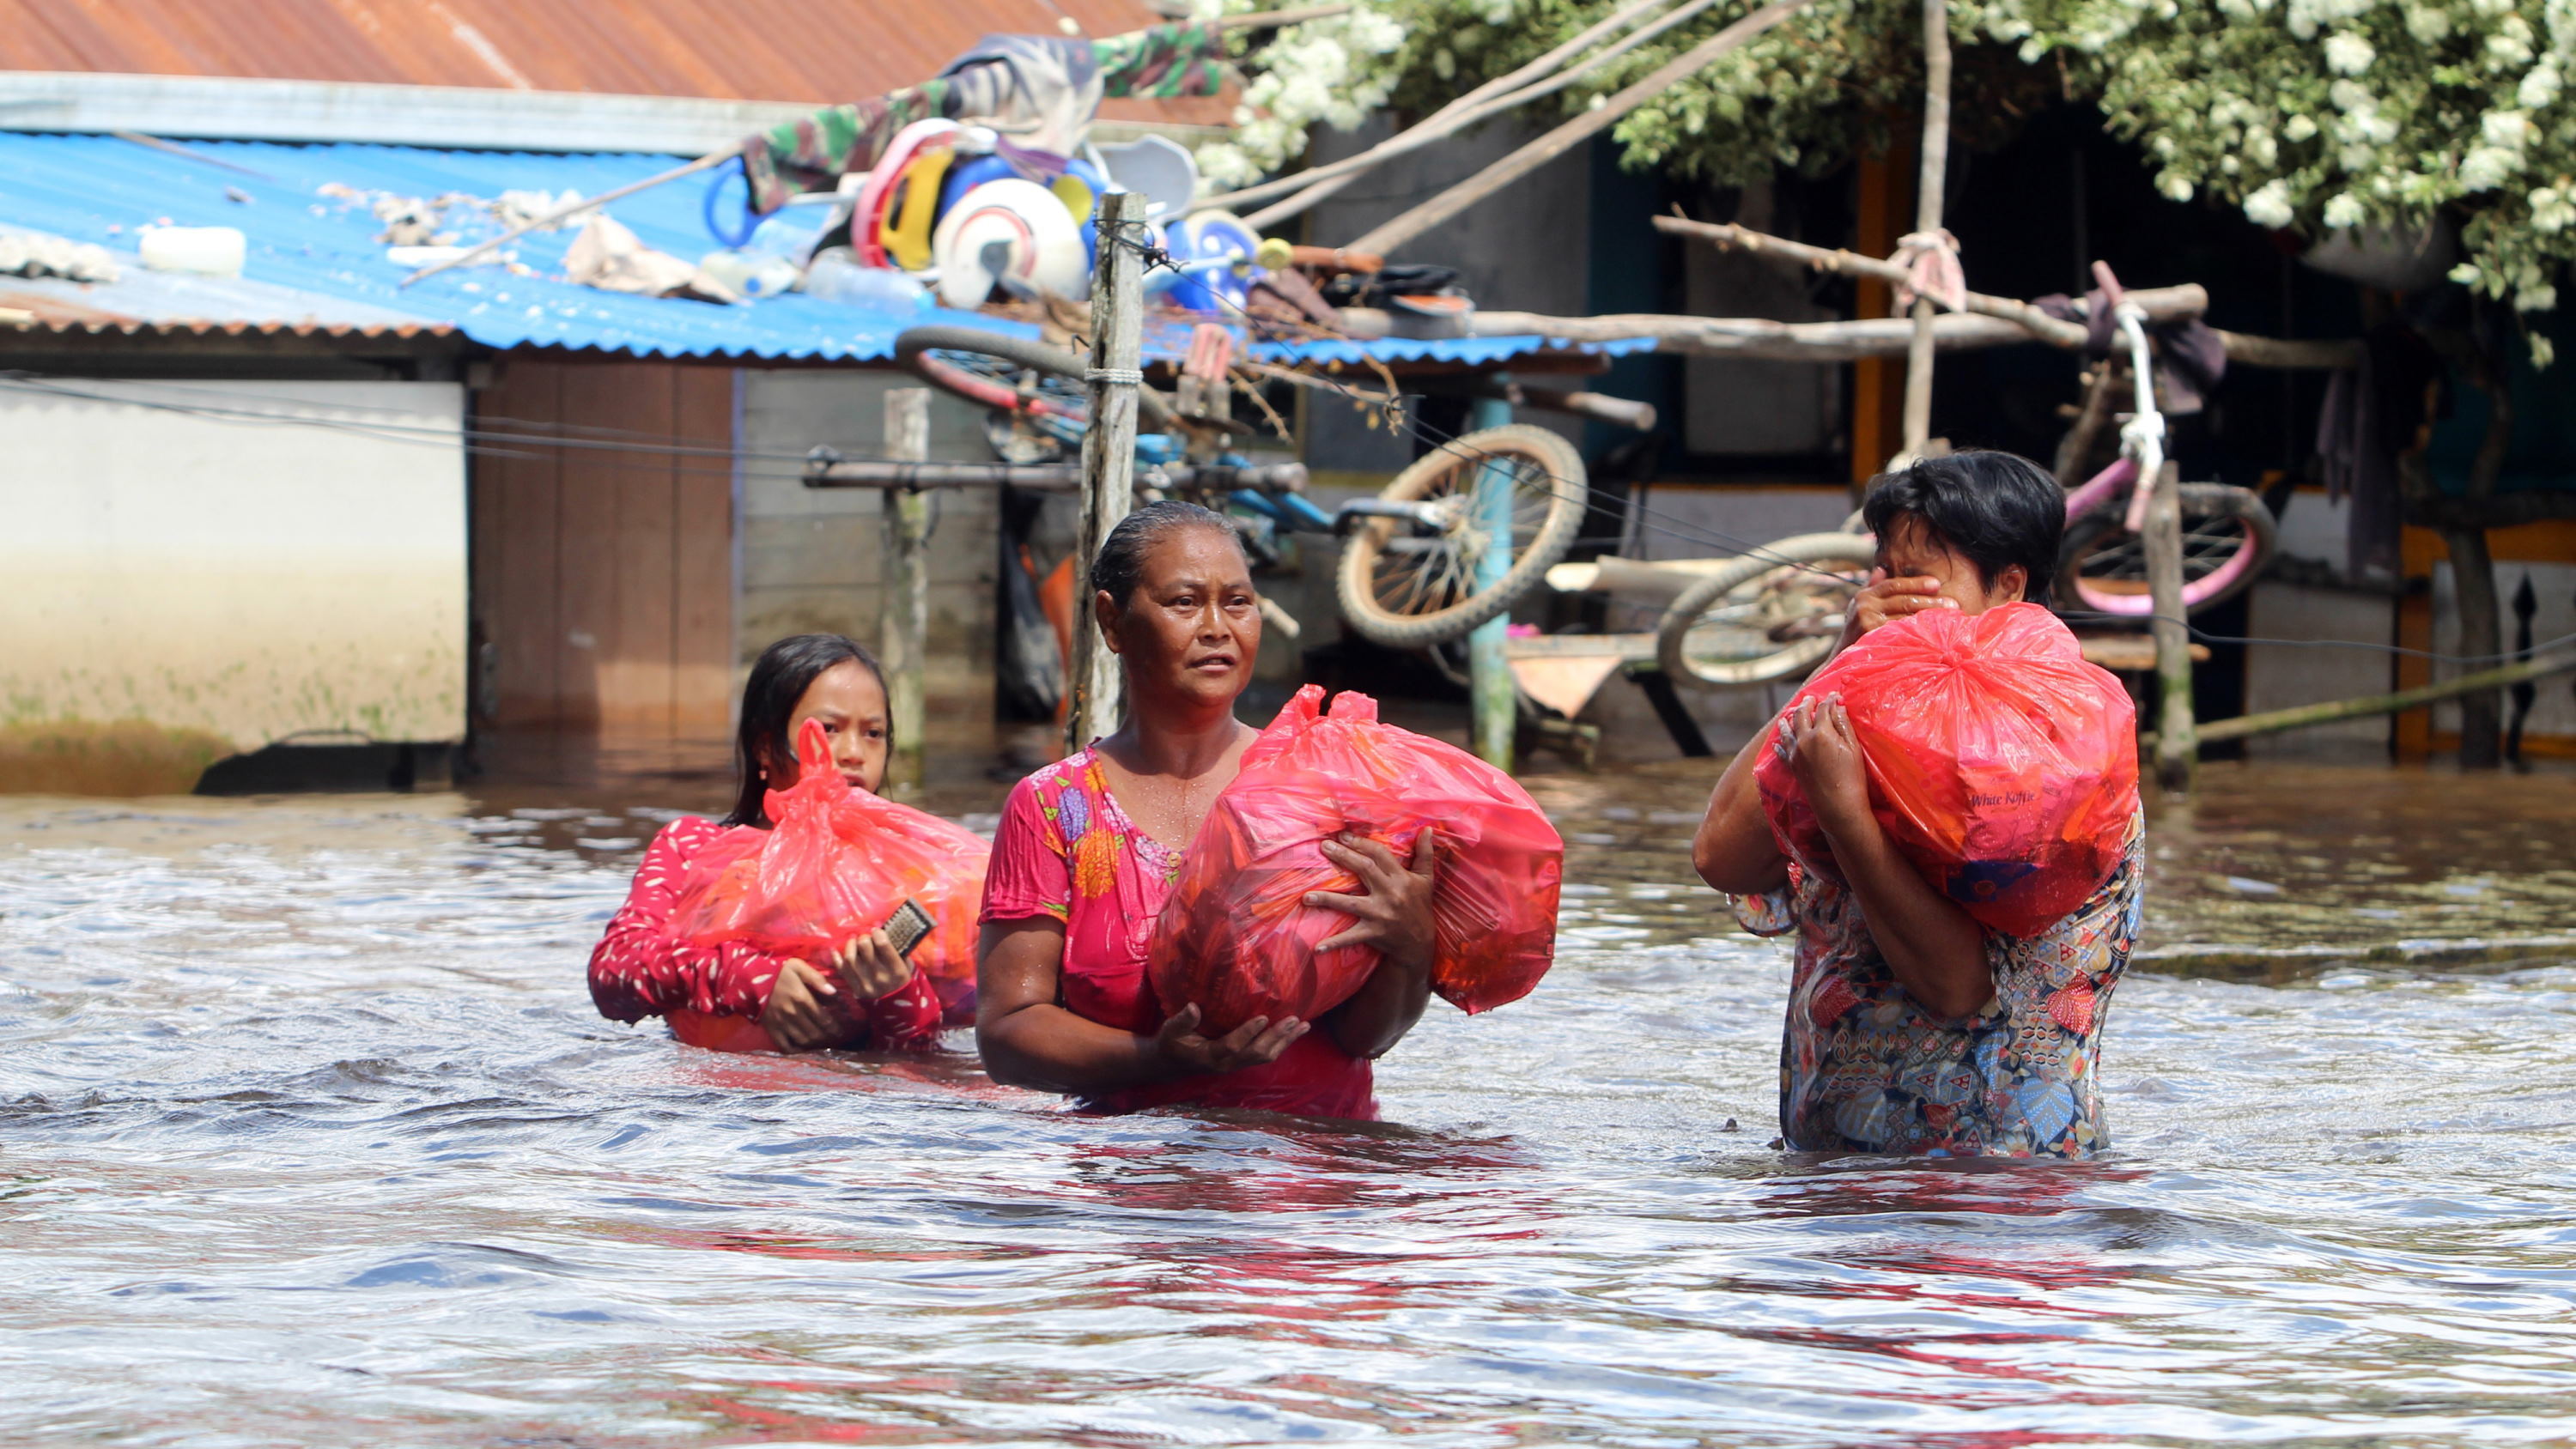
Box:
1208;0;2573;349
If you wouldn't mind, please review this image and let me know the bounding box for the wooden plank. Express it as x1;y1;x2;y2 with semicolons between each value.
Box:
604;361;680;737
553;361;624;733
488;359;562;730
671;365;738;741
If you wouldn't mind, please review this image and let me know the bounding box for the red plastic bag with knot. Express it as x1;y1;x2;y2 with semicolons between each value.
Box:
1754;603;2138;938
671;718;988;1027
1147;685;1564;1035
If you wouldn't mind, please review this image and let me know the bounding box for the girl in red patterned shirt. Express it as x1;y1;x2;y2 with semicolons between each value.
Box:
587;634;945;1053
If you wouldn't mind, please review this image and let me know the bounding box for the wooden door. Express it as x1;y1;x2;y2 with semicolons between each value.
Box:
471;356;736;741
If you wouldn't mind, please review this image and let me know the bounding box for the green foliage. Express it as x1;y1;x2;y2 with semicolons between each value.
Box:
1206;0;2573;338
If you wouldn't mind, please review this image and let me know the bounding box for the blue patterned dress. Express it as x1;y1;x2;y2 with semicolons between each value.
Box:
1734;814;2145;1159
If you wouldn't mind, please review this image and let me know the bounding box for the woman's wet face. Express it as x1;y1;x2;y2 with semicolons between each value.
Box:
1102;524;1261;709
1878;513;2026;614
776;658;890;794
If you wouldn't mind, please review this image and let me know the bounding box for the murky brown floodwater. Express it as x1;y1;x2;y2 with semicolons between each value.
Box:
5;756;2573;1446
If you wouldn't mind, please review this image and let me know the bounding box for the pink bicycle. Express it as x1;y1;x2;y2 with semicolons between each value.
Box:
1653;264;2275;689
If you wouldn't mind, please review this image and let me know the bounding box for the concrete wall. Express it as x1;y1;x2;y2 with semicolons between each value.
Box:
1;378;465;750
1297;112;1594;477
735;370;1033;718
2242;490;2398;759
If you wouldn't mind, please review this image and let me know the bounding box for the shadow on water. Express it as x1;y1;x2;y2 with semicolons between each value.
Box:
2;757;2573;1445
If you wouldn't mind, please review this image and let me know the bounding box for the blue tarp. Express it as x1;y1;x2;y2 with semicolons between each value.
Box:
0;132;1652;369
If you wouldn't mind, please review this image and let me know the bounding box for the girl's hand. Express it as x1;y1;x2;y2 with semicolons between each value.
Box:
832;929;914;1001
1154;1003;1307;1076
1844;568;1958;640
1305;830;1439;972
1786;694;1875;842
759;958;847;1051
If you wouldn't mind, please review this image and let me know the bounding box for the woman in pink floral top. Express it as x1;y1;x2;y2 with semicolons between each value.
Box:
978;502;1441;1119
1694;454;2143;1157
588;635;943;1054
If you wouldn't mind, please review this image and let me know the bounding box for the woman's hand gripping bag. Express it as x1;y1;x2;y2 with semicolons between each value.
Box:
670;718;989;1039
1147;685;1564;1035
1753;603;2138;937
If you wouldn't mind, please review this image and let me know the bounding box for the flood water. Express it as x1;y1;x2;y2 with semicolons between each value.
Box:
5;758;2573;1446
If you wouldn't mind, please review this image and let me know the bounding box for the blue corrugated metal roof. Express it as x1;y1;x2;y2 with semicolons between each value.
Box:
0;132;1645;368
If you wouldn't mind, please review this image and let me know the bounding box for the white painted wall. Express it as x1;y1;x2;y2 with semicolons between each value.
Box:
0;379;465;749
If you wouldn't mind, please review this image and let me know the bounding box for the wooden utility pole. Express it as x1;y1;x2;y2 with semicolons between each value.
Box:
1899;0;1950;458
1066;191;1148;755
880;387;932;793
2142;459;2197;791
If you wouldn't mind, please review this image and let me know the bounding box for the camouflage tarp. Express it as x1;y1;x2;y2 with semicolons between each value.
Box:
740;21;1228;213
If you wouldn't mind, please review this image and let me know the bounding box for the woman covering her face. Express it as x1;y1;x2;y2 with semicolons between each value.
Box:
975;501;1442;1120
586;635;944;1053
1692;452;2145;1158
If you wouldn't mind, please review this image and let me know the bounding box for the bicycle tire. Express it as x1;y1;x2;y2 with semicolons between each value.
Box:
1654;533;1878;689
1334;425;1588;649
2059;482;2276;616
893;324;1176;431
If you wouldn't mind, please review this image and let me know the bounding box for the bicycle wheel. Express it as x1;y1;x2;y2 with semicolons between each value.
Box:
1655;533;1877;689
1334;425;1588;649
2058;483;2276;617
893;325;1175;462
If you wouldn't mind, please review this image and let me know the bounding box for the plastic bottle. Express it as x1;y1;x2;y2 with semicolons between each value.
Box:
799;247;932;312
138;226;246;277
696;249;803;300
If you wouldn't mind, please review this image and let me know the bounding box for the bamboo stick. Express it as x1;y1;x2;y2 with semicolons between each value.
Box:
1653;215;2083;343
401;150;734;286
2142;650;2576;748
1228;0;1731;228
1343;0;1814;257
1654;216;2366;368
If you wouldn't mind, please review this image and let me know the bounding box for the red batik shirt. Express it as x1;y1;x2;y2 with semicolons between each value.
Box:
588;816;944;1051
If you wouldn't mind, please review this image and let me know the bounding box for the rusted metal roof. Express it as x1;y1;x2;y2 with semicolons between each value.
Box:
0;0;1230;125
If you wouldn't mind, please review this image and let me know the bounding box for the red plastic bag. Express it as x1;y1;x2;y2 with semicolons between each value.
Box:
671;718;988;1026
1147;685;1564;1034
1755;603;2138;938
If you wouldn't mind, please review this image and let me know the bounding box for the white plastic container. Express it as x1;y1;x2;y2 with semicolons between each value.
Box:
695;249;803;301
138;226;246;277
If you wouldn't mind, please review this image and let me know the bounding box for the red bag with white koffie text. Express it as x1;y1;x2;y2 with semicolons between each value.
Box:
1147;685;1564;1035
670;718;988;1030
1754;602;2138;938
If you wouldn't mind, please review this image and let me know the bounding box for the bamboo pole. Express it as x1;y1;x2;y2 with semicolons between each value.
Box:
2142;460;2197;791
1223;0;1723;228
401;150;733;286
1652;215;2075;343
1343;0;1813;257
880;388;933;794
1067;191;1149;755
1899;0;1950;458
1331;292;2363;367
2143;651;2576;748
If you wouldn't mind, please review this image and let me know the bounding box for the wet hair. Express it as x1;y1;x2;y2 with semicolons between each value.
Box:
723;633;889;828
1089;499;1249;607
1860;449;2064;606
